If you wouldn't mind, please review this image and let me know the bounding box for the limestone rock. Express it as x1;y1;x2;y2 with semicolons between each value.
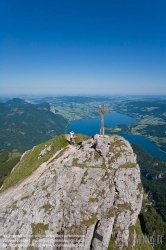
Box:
39;145;52;158
0;134;143;249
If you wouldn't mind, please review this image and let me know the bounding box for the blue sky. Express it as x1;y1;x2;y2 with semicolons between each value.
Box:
0;0;166;95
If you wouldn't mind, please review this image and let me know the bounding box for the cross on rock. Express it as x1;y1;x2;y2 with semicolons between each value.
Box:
95;103;110;136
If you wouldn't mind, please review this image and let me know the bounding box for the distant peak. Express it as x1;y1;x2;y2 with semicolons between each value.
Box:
6;98;31;107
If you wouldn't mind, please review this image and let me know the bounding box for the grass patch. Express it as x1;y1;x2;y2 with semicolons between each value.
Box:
42;185;48;191
72;158;78;166
74;134;90;144
11;201;17;210
72;158;86;168
107;237;118;250
1;134;68;192
82;213;97;227
21;195;30;201
119;162;136;168
108;151;124;164
109;140;126;151
133;219;153;250
84;170;88;176
107;219;152;249
90;164;105;169
89;197;99;202
23;210;27;215
80;170;88;184
98;189;105;197
107;208;115;218
46;192;51;198
30;223;49;243
81;177;86;184
117;202;132;212
137;183;143;193
94;151;101;160
101;171;110;181
39;203;52;213
49;147;68;163
15;230;19;235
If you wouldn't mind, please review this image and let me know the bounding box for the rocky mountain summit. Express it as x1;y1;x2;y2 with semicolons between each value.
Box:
0;134;143;249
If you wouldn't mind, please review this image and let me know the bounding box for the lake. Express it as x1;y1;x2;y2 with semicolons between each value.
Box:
66;111;166;162
122;134;166;162
66;111;136;135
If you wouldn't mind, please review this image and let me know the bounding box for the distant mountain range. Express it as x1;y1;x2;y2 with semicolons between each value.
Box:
0;98;68;152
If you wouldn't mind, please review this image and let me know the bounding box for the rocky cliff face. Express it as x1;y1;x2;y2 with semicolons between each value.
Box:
0;134;143;250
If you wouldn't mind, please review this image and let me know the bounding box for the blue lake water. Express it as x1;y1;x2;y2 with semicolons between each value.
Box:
121;134;166;162
66;111;136;136
66;111;166;162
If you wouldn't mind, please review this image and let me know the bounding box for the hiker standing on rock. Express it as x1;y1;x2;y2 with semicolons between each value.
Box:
70;130;74;145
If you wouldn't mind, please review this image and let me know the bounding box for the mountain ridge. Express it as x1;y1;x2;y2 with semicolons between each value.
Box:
0;134;147;249
0;99;68;152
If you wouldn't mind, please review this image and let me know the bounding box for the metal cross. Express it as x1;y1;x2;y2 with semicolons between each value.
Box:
95;103;110;136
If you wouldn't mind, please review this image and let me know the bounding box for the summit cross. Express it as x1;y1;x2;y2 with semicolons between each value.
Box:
95;103;110;136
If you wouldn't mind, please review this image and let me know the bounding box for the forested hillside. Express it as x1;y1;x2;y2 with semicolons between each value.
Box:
0;99;68;152
0;151;21;187
132;144;166;249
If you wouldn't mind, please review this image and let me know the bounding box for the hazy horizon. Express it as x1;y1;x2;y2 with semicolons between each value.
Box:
1;93;166;99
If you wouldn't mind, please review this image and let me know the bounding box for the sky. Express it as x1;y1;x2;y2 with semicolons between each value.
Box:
0;0;166;95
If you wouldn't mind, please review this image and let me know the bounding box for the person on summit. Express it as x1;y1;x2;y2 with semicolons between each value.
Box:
70;130;74;145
